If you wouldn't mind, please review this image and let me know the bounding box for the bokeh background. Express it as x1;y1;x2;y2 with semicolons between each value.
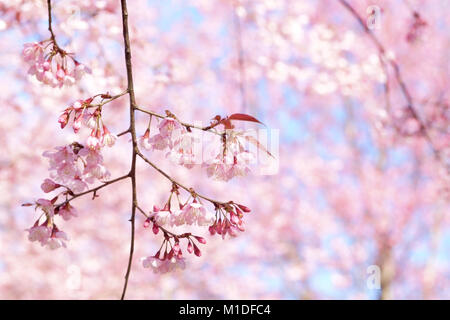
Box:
0;0;449;299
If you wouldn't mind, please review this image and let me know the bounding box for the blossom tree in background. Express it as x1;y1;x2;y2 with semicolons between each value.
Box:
0;0;449;299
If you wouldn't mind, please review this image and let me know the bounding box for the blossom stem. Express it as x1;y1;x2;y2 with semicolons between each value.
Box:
54;174;129;209
135;106;221;135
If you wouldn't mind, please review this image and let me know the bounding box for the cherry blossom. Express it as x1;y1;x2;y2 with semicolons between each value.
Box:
40;178;60;193
57;203;78;221
22;40;90;88
46;228;69;250
179;199;215;226
141;256;186;274
26;224;51;246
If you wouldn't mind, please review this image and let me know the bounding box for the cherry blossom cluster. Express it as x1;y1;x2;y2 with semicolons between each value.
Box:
141;231;206;274
209;202;251;239
204;130;255;181
138;113;263;181
137;183;251;273
25;141;111;250
144;185;215;228
22;40;90;87
139;117;198;169
43;142;110;193
24;196;76;250
58;94;119;149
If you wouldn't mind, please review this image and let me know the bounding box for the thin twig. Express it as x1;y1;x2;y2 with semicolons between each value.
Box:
134;106;221;135
54;174;129;209
136;149;226;205
91;91;129;108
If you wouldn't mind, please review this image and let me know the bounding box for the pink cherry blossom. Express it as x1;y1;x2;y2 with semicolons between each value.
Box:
26;224;51;246
46;228;69;250
40;179;60;193
22;40;90;88
57;203;78;221
101;127;117;147
158;118;183;140
36;199;55;217
86;131;102;150
179;199;215;226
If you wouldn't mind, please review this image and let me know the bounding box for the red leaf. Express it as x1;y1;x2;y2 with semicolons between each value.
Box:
228;113;265;126
220;118;235;130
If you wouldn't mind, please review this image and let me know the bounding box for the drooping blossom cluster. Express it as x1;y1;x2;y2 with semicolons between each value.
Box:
142;184;215;228
204;130;256;182
141;217;207;274
140;225;208;274
58;94;118;149
24;198;72;250
139;117;199;169
208;202;251;239
22;40;90;87
139;113;265;181
43;142;110;193
25;142;109;250
139;183;250;273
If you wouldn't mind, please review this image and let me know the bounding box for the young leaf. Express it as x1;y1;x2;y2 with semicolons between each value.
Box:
228;113;266;126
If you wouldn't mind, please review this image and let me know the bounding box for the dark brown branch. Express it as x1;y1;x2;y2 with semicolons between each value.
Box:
120;0;139;300
46;0;56;41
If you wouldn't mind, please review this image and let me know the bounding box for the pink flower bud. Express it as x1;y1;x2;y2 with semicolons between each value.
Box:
40;179;60;193
167;249;174;260
237;204;251;213
230;214;240;225
194;236;206;244
193;243;201;257
58;112;69;129
152;223;159;235
187;241;193;254
73;118;82;133
173;242;181;254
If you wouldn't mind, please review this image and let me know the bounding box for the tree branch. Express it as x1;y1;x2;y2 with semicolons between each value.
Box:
46;0;56;41
119;0;139;300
